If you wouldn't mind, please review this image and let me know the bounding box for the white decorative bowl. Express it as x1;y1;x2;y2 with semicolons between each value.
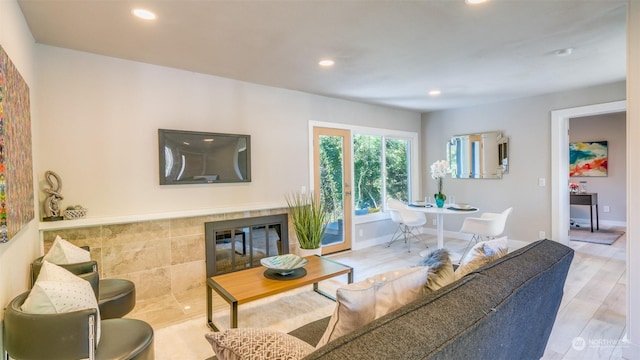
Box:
455;203;472;209
260;254;308;275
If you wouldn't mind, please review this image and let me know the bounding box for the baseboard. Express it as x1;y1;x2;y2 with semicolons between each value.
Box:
570;217;627;228
353;226;529;252
352;234;390;250
622;338;640;359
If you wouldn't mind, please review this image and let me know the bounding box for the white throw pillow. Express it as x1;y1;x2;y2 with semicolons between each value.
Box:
316;266;428;347
21;261;101;343
455;236;509;280
483;236;509;257
42;235;91;264
205;328;314;360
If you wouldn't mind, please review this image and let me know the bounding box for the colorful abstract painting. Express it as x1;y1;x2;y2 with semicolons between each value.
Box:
569;141;608;177
0;45;34;243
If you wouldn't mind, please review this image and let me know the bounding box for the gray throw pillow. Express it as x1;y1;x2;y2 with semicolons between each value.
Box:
417;249;454;292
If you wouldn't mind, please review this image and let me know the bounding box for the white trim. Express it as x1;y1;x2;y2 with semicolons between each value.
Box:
550;100;626;244
309;120;419;139
352;234;390;250
353;211;388;224
38;201;287;230
623;342;640;360
353;226;530;253
569;218;627;229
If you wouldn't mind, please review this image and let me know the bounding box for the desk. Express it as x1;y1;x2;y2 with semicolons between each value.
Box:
570;193;599;232
407;204;478;249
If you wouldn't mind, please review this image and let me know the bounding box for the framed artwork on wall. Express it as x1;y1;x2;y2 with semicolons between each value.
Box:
0;45;34;243
569;140;608;177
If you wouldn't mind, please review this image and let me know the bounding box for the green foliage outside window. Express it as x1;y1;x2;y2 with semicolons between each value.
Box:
354;135;382;211
319;133;410;218
385;138;409;202
319;135;344;222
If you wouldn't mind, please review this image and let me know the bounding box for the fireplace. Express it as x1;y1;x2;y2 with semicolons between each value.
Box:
205;214;289;277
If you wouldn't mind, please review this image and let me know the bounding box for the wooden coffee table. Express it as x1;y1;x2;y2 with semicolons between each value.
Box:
206;255;353;331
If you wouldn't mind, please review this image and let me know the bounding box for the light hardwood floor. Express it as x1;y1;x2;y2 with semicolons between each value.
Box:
134;231;627;359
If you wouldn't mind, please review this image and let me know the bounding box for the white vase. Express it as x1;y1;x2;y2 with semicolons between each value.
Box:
297;247;322;257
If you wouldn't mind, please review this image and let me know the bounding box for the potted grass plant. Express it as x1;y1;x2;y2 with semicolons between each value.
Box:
286;192;327;257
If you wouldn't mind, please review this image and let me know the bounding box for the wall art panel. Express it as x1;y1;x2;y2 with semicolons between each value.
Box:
569;140;608;177
0;45;34;243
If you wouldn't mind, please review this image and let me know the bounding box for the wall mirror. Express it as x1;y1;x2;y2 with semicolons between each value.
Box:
447;131;508;179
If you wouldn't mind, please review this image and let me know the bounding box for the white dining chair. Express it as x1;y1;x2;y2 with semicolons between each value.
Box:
459;207;513;260
387;198;428;253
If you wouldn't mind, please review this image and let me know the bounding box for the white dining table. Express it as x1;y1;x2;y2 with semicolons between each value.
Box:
406;203;479;250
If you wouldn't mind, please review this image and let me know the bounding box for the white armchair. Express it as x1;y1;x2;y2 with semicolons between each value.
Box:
387;198;428;253
459;207;513;259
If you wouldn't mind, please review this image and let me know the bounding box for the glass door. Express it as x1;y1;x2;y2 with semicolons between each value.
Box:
313;127;352;254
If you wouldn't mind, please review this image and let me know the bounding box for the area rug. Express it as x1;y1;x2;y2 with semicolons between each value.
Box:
154;286;336;360
211;286;336;332
569;228;624;245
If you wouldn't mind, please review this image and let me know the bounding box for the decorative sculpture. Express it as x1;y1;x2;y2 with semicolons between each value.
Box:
43;170;64;221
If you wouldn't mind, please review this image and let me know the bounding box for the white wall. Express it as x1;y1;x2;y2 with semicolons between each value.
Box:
0;1;422;350
0;0;39;352
570;112;626;226
34;45;421;219
422;81;626;242
626;1;640;357
3;1;640;356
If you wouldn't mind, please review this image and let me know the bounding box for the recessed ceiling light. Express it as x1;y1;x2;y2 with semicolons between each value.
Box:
318;59;335;67
429;90;442;96
132;8;156;20
554;48;574;57
465;0;488;4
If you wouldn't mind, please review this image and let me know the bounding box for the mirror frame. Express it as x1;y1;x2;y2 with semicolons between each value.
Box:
447;131;508;179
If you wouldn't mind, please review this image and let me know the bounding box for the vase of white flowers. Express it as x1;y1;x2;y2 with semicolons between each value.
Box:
430;160;450;208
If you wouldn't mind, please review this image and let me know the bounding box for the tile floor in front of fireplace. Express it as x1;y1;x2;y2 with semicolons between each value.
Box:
125;233;627;360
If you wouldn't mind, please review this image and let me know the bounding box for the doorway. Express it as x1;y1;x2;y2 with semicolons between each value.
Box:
551;100;627;243
313;127;353;254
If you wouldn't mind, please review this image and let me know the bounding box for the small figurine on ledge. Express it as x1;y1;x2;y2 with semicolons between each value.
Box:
63;205;88;220
43;170;64;221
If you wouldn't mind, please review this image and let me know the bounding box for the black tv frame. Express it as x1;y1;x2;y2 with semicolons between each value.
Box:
158;129;251;185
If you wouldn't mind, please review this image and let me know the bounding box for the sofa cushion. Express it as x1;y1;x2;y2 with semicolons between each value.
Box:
21;261;101;342
205;328;314;360
42;235;91;264
454;236;508;280
299;240;574;360
417;249;454;292
316;266;428;347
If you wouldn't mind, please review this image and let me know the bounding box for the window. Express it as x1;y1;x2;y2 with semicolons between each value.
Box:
353;134;411;216
353;135;382;214
310;121;419;224
385;138;410;202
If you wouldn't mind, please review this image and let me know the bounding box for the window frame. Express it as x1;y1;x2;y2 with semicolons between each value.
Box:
308;121;420;225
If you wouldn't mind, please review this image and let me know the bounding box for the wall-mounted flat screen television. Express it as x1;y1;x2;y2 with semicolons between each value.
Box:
158;129;251;185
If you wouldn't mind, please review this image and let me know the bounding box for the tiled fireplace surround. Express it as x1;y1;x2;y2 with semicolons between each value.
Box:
40;207;292;303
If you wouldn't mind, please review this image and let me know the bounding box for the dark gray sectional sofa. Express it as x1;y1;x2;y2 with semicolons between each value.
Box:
290;239;574;360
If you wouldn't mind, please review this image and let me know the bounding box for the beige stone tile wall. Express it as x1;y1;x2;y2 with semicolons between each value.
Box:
42;208;290;301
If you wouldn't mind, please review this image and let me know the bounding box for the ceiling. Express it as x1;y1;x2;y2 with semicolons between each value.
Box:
17;0;627;112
